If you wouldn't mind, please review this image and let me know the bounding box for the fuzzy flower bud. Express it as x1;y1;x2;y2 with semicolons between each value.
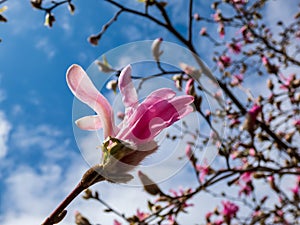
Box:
75;211;91;225
95;56;115;73
106;80;118;93
151;38;163;61
44;13;55;28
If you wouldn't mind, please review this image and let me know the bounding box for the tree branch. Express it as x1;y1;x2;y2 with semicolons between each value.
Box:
188;0;193;43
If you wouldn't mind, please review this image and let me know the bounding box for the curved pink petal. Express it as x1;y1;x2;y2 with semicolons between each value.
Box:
128;88;176;123
75;115;102;131
66;64;116;137
169;95;194;119
118;95;194;143
116;88;176;139
119;65;138;109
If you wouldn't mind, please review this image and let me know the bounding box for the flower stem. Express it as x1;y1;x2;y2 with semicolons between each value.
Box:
41;181;85;225
41;166;104;225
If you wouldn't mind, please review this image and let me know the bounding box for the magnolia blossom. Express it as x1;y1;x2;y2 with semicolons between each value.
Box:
113;220;122;225
227;42;242;54
196;164;210;182
185;78;195;95
230;74;243;86
218;23;225;38
221;200;239;218
67;64;194;180
199;27;207;36
151;38;163;61
218;55;231;69
242;104;262;133
136;209;150;221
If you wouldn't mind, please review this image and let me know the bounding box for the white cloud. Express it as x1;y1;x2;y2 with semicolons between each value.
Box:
12;124;61;151
0;89;6;102
11;104;22;116
0;111;12;159
35;38;56;59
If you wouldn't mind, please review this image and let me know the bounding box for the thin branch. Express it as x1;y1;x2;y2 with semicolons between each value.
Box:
0;0;8;5
92;9;123;41
188;0;193;43
92;196;129;223
41;182;85;225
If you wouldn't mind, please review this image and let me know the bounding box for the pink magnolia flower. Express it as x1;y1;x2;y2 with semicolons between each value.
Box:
294;119;300;127
218;23;225;38
193;13;201;21
231;0;247;4
196;164;210;182
227;42;242;54
240;172;252;182
242;104;262;133
238;184;252;196
212;10;222;22
214;219;224;225
185;144;193;158
280;73;296;90
113;219;122;225
261;55;278;74
205;211;213;220
199;27;207;36
185;78;194;95
249;148;255;156
290;176;300;196
221;200;239;218
136;209;149;221
290;184;299;196
218;55;231;69
67;64;194;176
230;74;243;86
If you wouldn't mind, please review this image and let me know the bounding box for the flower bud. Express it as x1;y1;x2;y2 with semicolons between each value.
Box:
82;189;93;199
200;27;207;36
95;56;115;73
193;13;201;21
88;35;99;46
106;80;118;93
267;79;274;90
151;38;163;61
75;211;91;225
68;3;75;15
172;74;182;91
185;78;195;95
44;13;55;28
30;0;42;9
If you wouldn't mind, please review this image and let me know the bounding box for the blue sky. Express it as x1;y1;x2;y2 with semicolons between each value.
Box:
0;1;298;224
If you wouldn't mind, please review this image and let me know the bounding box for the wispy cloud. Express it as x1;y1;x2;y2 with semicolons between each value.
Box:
0;111;12;159
12;124;61;151
35;38;56;59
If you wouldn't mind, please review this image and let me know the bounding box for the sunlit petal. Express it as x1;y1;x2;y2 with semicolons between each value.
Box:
66;64;116;137
75;115;102;131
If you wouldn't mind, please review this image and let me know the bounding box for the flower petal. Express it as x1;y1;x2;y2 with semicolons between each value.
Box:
128;88;176;122
75;115;102;131
118;65;138;109
66;64;116;137
118;94;194;143
116;88;176;140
